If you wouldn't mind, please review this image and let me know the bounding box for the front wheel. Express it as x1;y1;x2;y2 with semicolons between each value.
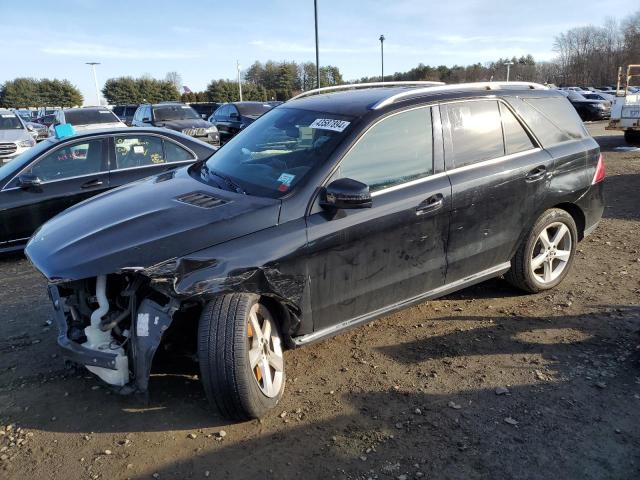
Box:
198;294;285;420
505;209;578;293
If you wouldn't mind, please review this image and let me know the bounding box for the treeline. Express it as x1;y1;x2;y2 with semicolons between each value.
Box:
102;76;180;104
356;10;639;87
183;60;344;103
355;55;538;84
553;10;640;85
0;78;83;108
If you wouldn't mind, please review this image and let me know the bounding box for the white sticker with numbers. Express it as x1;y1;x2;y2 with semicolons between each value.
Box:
309;118;350;132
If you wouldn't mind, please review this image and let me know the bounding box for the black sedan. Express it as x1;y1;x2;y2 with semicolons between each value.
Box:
208;102;275;144
0;127;216;252
562;91;611;121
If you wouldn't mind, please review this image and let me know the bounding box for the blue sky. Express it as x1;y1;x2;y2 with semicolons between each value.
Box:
1;0;637;104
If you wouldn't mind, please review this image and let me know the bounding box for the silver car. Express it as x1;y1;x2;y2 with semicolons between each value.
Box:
0;109;36;164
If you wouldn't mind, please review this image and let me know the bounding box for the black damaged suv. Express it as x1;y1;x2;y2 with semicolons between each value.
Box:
26;82;605;420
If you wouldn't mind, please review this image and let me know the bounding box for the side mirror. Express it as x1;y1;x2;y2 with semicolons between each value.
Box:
230;112;240;120
17;174;42;190
142;117;151;123
26;124;35;131
321;178;372;210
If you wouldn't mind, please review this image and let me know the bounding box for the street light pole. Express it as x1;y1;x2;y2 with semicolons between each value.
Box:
237;60;243;101
504;61;514;82
314;0;320;89
85;62;101;105
379;35;385;82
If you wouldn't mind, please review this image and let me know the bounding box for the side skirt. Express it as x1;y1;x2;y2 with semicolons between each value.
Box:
292;262;511;347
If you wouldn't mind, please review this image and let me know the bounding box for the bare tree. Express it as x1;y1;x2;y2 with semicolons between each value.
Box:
165;72;183;93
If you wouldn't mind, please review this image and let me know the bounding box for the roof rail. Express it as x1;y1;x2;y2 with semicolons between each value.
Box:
288;81;445;102
372;81;548;110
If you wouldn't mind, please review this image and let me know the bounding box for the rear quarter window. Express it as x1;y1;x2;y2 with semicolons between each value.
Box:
510;97;587;147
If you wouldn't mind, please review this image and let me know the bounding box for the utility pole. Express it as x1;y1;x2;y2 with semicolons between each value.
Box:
379;34;385;82
504;61;514;82
85;62;101;105
237;60;243;101
314;0;320;89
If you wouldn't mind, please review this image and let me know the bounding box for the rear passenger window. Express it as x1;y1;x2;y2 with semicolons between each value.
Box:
499;103;535;155
444;100;504;168
114;135;165;169
339;107;433;192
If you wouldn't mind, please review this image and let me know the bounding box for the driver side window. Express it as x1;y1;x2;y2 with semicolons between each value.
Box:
338;107;434;192
27;139;106;182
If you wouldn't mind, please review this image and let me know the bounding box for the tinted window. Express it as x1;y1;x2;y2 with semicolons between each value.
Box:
519;97;587;146
64;109;120;125
499;103;535;155
28;139;106;181
215;105;229;119
236;103;273;117
0;114;23;130
445;100;504;168
339;107;433;192
153;105;200;121
112;106;124;116
114;135;165;169
164;140;195;163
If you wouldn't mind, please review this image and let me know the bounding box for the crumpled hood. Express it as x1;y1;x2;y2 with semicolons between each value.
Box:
156;118;213;131
0;129;30;142
25;167;280;281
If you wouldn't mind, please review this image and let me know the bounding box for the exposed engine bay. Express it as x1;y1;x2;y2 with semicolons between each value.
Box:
50;273;197;393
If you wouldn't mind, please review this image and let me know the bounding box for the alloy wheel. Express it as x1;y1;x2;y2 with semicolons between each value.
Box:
530;221;572;284
247;304;284;398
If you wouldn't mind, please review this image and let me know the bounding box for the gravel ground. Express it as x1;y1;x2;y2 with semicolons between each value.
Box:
0;121;639;480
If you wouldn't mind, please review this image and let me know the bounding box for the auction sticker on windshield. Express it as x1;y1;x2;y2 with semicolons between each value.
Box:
309;118;350;132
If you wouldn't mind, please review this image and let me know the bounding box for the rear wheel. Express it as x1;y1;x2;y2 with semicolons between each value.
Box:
198;294;285;420
505;209;577;293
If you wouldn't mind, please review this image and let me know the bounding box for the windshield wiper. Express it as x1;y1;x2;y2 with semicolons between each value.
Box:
209;169;246;195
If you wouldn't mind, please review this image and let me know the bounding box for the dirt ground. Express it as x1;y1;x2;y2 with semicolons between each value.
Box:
1;121;639;480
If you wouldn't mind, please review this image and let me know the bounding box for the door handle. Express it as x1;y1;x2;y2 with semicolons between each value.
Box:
526;166;547;181
81;179;104;189
416;193;444;216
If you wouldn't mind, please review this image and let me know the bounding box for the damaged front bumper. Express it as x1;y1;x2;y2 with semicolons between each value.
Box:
49;276;178;394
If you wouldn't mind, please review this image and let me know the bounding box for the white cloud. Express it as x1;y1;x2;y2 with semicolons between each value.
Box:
42;42;203;60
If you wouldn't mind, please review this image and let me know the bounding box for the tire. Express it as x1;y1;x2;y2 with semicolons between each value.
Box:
198;293;285;420
624;130;640;145
505;209;578;293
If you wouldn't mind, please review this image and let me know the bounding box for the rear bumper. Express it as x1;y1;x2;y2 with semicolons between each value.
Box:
576;181;605;239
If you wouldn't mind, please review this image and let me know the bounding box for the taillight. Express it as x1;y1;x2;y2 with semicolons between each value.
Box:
592;153;605;184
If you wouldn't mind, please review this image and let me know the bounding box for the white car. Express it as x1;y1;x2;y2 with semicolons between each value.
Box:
48;107;127;135
0;109;36;164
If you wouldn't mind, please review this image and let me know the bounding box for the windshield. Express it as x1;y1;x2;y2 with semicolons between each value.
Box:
0;114;23;130
237;103;274;117
201;107;355;198
65;109;120;125
153;105;200;121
